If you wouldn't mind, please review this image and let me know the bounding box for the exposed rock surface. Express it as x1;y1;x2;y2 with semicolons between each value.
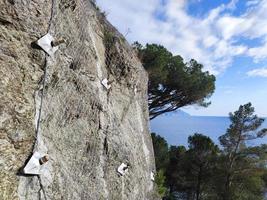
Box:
0;0;156;199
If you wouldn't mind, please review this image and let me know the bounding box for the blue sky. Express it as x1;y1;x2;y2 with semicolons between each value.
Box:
96;0;267;117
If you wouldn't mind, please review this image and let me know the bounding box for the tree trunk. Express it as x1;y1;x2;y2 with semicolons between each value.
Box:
223;173;231;200
196;167;202;200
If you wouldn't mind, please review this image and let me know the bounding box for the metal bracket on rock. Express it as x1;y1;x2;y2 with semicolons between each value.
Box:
37;33;64;57
101;78;111;90
134;87;137;94
23;152;49;175
151;171;155;181
117;163;129;176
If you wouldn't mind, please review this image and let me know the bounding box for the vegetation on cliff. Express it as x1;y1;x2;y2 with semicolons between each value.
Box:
152;103;267;200
133;43;216;120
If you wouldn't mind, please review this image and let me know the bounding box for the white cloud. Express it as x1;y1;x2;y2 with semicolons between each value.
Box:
96;0;267;75
247;42;267;62
247;68;267;77
226;0;239;10
246;0;260;7
216;16;249;40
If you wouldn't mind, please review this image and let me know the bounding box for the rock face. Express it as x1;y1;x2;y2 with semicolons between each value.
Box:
0;0;156;199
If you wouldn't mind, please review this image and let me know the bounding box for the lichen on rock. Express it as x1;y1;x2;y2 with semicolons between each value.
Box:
0;0;156;199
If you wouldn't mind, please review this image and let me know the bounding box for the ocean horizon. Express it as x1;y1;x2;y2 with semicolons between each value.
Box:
150;111;267;147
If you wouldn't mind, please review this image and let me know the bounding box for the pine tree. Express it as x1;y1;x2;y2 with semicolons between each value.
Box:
219;103;267;200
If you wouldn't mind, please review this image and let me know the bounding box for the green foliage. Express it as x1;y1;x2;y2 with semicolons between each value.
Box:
186;134;219;200
188;133;219;154
165;145;187;193
103;30;115;49
155;170;168;198
151;133;169;171
151;103;267;200
134;42;216;119
219;102;267;152
218;102;267;200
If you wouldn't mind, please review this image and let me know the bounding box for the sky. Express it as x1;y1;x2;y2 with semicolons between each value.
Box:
96;0;267;117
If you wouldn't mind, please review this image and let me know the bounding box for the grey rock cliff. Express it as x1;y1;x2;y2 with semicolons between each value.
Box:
0;0;157;199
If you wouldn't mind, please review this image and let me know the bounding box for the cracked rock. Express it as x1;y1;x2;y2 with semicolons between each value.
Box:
0;0;157;199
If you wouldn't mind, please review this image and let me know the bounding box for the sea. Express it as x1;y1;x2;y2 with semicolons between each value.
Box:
150;111;267;147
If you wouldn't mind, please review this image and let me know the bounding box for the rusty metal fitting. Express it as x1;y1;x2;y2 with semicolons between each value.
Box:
51;39;65;47
39;155;49;165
